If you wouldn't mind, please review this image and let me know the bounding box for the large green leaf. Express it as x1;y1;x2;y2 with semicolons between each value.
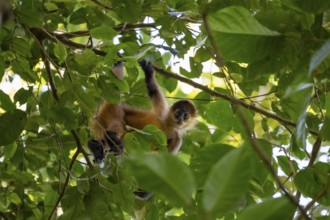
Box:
205;100;253;134
207;6;281;62
128;153;195;206
0;109;27;145
321;93;330;140
90;26;117;40
309;39;330;74
294;162;330;205
0;90;15;111
237;197;295;220
124;125;167;153
190;143;234;187
54;43;68;63
202;146;254;216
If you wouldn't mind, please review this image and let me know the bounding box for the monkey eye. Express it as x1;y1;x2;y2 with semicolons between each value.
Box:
183;113;189;120
175;109;181;116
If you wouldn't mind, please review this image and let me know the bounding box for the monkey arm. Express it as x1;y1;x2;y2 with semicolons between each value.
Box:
167;134;182;154
140;60;169;119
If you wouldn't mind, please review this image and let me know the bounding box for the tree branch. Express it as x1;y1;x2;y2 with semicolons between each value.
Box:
235;107;311;220
152;66;318;136
44;58;59;101
308;136;322;167
71;130;93;169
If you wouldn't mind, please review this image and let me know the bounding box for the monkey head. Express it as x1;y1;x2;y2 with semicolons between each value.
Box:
169;100;197;129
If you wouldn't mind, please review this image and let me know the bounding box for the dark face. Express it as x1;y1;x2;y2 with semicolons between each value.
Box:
170;100;197;127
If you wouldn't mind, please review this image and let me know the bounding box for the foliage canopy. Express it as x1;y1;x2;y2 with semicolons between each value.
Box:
1;0;330;219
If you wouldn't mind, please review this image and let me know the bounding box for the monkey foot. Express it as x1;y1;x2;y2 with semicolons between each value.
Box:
133;190;153;201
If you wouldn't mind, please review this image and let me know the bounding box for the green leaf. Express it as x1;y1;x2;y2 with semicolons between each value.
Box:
16;7;43;27
8;193;22;205
190;143;234;187
207;6;281;62
205;100;252;133
202;146;253;216
60;187;86;220
49;105;78;130
237;197;295;220
0;90;15;111
3;142;17;160
54;43;68;63
320;93;330;140
14;88;30;106
74;50;98;74
44;2;58;12
124;125;167;154
309;39;330;74
294;162;330;205
128;153;195;206
11;37;31;57
205;100;234;131
277;155;298;176
0;109;27;145
321;117;330;140
90;26;117;40
77;179;90;194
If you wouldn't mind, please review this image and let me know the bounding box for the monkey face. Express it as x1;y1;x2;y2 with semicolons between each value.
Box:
170;100;197;128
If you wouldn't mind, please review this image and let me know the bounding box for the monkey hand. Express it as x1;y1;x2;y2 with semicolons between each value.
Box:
139;59;154;81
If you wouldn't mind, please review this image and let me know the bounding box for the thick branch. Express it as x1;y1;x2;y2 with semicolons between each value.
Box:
235;107;311;220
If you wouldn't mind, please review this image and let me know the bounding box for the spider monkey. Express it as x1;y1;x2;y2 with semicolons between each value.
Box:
88;60;197;163
87;60;197;200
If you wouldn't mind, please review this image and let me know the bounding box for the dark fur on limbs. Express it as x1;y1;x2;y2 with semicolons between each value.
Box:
140;60;158;97
88;131;123;163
